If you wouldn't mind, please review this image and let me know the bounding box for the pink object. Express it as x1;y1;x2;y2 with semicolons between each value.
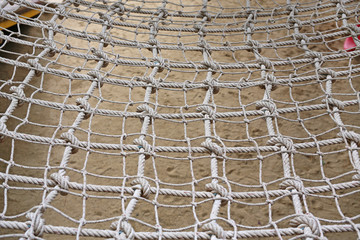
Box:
344;24;360;52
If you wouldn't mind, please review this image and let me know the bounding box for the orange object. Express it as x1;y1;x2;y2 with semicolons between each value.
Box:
0;9;40;30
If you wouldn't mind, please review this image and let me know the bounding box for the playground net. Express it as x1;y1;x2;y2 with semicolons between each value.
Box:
0;0;360;239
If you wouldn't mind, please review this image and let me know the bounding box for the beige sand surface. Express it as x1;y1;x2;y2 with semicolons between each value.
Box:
1;0;360;239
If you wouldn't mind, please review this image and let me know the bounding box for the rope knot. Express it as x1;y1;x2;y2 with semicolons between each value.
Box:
318;68;337;79
152;57;166;72
98;32;111;47
10;86;25;106
205;182;229;205
90;48;109;67
196;106;215;118
202;222;226;239
194;23;207;36
98;12;113;28
337;7;351;17
56;5;66;15
133;138;152;159
136;104;156;118
322;98;344;110
193;24;203;32
110;220;135;240
286;5;299;15
256;100;276;114
0;121;7;142
131;178;151;198
27;59;42;76
199;9;211;21
259;73;278;90
43;39;57;57
202;60;218;71
280;177;306;193
134;76;156;84
50;172;70;195
55;5;66;20
134;76;157;93
44;20;58;30
148;39;159;46
111;2;125;15
87;70;104;87
25;212;45;237
337;131;360;145
246;39;261;52
71;0;80;7
203;78;219;94
198;40;212;53
293;33;309;44
290;214;321;236
288;17;302;29
76;98;92;119
244;20;255;33
267;136;295;152
257;57;273;69
156;7;168;19
305;51;323;60
201;139;223;156
60;132;80;154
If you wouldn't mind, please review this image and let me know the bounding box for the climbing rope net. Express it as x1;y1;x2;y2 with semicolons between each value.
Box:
0;0;360;239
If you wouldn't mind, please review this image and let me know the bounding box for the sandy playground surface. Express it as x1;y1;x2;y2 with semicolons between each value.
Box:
1;0;360;239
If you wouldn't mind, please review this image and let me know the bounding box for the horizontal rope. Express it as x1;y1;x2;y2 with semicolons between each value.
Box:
0;91;358;120
0;172;359;199
0;220;358;239
0;128;350;153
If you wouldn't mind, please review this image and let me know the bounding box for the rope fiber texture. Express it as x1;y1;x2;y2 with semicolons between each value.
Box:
0;0;360;239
